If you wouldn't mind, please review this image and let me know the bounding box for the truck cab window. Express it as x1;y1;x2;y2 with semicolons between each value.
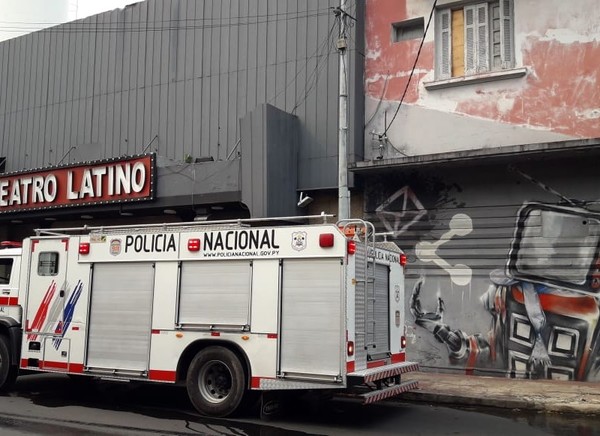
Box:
0;258;13;284
38;252;59;276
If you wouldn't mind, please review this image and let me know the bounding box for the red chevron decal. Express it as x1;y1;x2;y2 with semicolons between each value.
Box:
27;281;57;341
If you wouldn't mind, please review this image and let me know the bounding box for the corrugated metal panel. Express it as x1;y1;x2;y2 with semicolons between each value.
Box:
363;159;600;378
0;0;358;192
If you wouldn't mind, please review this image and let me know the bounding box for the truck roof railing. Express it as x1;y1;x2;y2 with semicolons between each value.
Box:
33;213;337;237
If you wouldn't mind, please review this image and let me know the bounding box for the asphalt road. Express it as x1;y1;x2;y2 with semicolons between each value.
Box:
0;373;596;435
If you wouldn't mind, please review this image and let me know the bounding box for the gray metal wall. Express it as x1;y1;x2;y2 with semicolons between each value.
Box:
0;0;364;191
240;104;298;218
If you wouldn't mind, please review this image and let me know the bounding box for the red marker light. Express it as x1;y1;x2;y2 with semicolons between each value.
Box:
319;233;334;248
188;238;201;252
79;243;90;255
347;240;356;255
401;336;407;349
400;253;407;266
347;341;355;356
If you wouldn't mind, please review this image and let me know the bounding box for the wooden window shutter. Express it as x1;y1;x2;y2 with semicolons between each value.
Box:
438;9;452;79
500;0;514;68
476;3;490;72
464;5;477;74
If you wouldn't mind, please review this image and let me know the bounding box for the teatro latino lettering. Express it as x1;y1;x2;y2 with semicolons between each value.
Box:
0;155;156;230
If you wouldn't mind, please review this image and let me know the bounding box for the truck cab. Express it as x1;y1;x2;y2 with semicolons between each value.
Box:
0;241;23;391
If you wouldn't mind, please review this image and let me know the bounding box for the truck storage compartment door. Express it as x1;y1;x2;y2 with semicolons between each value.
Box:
178;260;251;328
86;262;154;374
280;258;343;381
368;262;390;359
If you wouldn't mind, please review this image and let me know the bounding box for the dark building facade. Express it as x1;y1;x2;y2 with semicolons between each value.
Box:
0;0;365;240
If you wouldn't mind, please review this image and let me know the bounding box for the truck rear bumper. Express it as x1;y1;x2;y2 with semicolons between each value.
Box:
340;361;420;405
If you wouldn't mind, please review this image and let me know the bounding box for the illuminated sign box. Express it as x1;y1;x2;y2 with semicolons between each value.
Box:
0;154;155;213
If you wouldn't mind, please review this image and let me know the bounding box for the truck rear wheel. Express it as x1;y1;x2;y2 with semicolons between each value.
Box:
0;335;17;392
186;346;246;417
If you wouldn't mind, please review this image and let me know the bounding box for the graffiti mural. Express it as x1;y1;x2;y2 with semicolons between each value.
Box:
415;214;473;287
376;186;427;236
367;162;600;381
412;202;600;381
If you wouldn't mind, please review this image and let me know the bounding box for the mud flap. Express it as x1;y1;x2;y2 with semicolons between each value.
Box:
260;391;284;420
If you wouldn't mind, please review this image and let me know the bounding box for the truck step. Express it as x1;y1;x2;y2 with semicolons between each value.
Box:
336;379;419;405
347;361;419;383
360;380;419;404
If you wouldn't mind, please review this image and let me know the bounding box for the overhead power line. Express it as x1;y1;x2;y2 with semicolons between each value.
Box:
383;0;438;135
0;8;332;34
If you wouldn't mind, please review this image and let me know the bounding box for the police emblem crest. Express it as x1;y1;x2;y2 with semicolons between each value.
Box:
110;239;122;256
291;231;307;251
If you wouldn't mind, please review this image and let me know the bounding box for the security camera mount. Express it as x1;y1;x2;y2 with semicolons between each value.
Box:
297;192;314;208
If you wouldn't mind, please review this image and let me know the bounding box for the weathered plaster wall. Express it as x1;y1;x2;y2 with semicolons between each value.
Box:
364;0;600;158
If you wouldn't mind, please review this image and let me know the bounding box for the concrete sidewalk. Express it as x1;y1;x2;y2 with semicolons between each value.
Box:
401;371;600;415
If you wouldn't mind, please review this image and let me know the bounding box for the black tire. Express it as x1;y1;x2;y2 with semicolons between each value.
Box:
186;346;246;417
0;335;17;392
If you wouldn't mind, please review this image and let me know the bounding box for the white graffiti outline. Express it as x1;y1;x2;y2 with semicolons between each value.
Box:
415;214;473;286
375;186;427;236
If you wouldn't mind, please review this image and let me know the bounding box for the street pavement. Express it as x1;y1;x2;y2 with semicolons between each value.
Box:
401;371;600;415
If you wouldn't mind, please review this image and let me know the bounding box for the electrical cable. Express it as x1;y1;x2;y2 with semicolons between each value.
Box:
383;0;437;135
365;72;390;128
268;16;337;107
0;9;332;34
291;17;338;114
0;7;333;26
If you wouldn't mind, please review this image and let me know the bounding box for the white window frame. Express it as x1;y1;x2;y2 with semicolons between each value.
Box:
435;0;514;80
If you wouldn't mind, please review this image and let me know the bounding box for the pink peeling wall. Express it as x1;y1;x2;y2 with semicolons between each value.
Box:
365;0;429;106
365;0;600;155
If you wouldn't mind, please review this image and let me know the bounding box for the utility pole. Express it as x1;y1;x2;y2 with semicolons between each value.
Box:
335;0;350;220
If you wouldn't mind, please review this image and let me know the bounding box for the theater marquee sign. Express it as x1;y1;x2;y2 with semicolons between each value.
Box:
0;153;155;213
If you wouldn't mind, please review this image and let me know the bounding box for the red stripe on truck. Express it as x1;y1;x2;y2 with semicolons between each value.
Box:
149;370;177;382
0;297;18;306
391;353;406;363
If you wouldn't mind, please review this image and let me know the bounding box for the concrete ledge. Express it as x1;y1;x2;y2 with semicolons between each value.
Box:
397;372;600;416
351;137;600;172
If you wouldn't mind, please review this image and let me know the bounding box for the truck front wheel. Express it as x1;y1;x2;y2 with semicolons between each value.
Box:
0;335;17;392
186;346;246;417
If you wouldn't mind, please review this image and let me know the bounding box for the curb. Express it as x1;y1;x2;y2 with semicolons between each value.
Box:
399;391;600;416
400;391;533;411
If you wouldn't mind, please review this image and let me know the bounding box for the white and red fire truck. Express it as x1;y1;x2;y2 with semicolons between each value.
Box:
0;216;418;417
